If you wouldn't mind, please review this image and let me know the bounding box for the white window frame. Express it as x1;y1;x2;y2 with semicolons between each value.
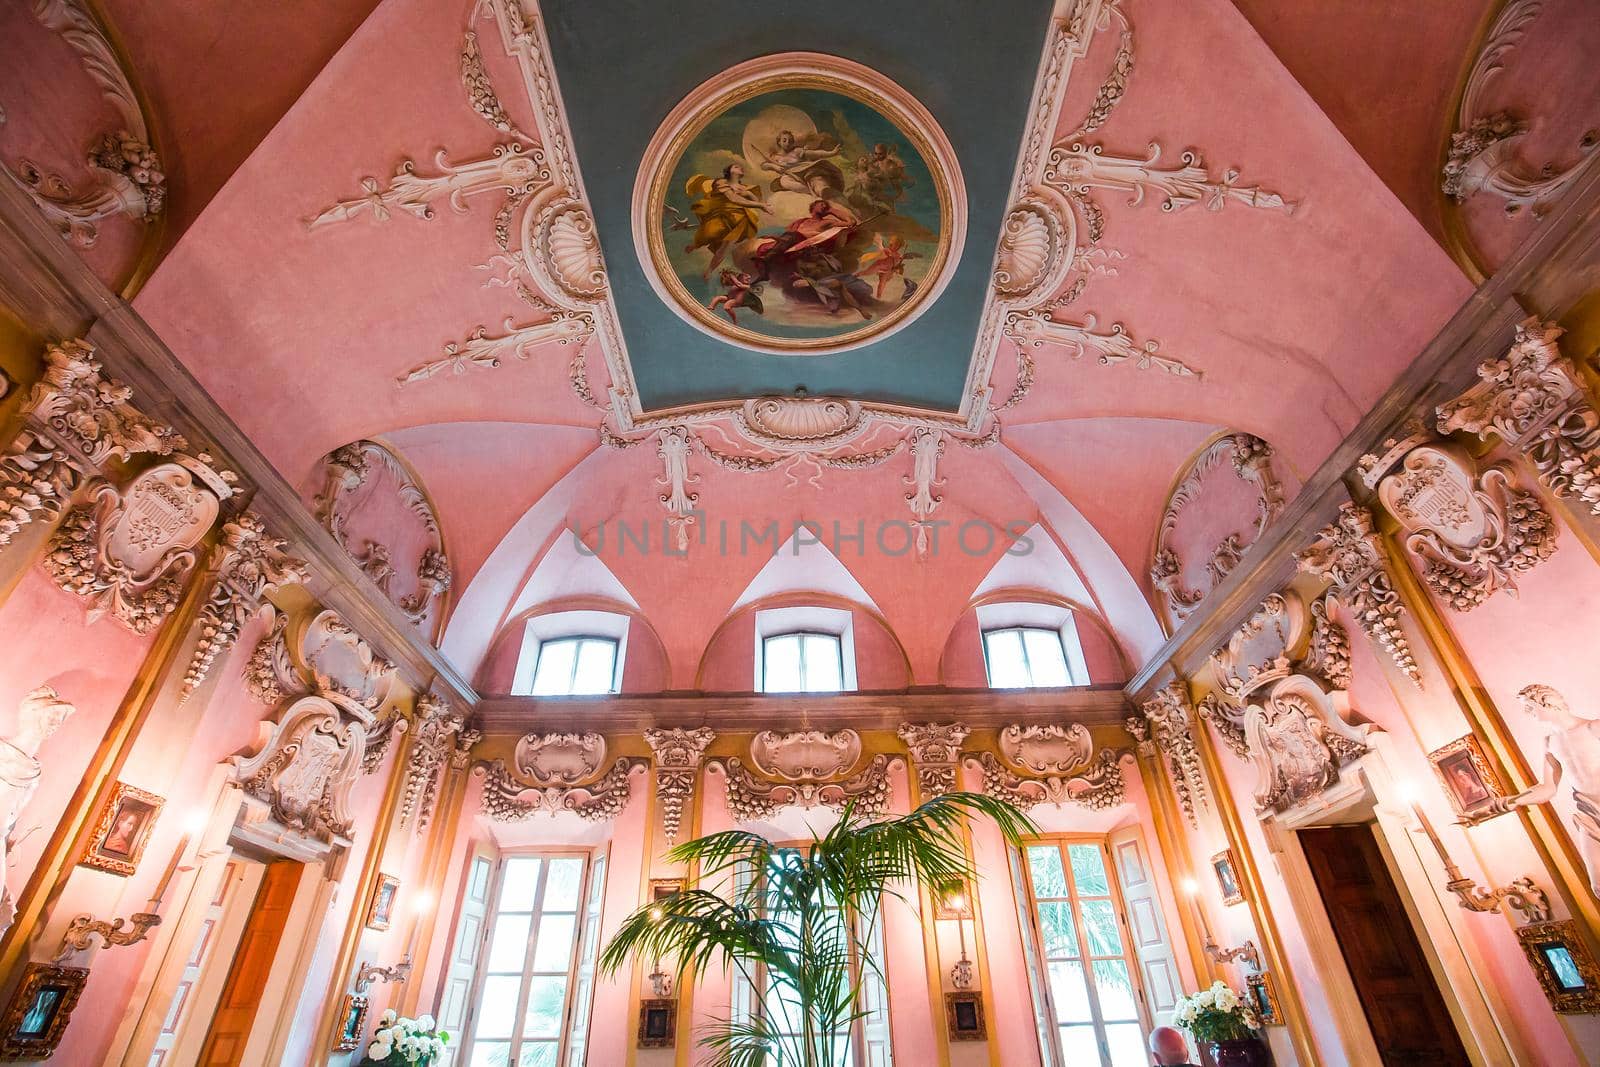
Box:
754;605;856;692
1016;836;1154;1067
511;609;629;695
974;602;1091;688
455;849;607;1066
981;626;1075;688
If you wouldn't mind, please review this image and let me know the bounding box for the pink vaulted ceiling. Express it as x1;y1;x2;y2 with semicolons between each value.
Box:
99;0;387;240
1227;0;1494;246
111;0;1495;692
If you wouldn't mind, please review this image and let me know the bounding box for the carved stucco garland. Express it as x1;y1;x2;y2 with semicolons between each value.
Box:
1443;0;1597;217
8;0;166;247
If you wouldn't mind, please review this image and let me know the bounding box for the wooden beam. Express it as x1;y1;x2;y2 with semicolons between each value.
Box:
474;684;1132;735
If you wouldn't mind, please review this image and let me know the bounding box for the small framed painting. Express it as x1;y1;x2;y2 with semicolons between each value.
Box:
1211;848;1244;906
81;782;164;877
650;878;685;902
366;874;400;931
638;998;676;1048
334;993;368;1052
1246;972;1281;1025
945;992;986;1040
1427;735;1506;824
0;963;88;1059
1517;920;1600;1013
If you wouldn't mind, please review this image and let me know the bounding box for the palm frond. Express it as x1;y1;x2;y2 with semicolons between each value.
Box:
601;790;1033;1065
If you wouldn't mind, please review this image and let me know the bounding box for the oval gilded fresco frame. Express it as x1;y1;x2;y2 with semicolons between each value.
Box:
633;53;966;355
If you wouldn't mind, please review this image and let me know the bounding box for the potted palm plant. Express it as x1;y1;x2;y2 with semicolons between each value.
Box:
600;791;1033;1066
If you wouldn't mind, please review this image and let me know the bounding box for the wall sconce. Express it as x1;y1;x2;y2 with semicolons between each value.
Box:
1181;877;1260;970
1404;789;1552;923
356;954;414;994
935;881;975;990
54;819;202;961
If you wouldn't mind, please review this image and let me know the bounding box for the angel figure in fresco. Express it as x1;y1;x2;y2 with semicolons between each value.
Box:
849;142;914;215
706;269;764;324
684;162;772;278
1484;685;1600;900
855;232;921;299
756;129;845;200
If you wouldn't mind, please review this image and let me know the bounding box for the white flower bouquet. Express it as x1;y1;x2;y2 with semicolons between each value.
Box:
364;1009;450;1065
1171;980;1260;1044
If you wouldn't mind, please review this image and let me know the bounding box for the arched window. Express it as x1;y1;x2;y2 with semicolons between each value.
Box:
755;606;856;693
510;610;628;695
977;603;1091;688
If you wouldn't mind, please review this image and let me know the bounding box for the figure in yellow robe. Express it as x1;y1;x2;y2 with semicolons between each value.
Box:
685;162;771;278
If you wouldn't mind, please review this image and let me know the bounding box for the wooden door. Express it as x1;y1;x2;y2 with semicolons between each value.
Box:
195;860;301;1066
1300;824;1469;1066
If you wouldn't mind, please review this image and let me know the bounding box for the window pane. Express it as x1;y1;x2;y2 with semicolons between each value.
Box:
544;858;583;910
1058;1023;1100;1062
1022;628;1071;686
518;1044;558;1067
1038;901;1079;959
522;975;569;1038
763;634;802;693
570;639;616;694
1027;845;1068;898
1081;899;1123;956
470;1043;512;1067
473;975;522;1038
1106;1022;1149;1067
801;634;843;692
486;913;531;973
984;629;1028;687
1069;844;1110;896
530;640;578;696
499;858;543;911
532;913;576;972
1047;960;1092;1023
1092;959;1138;1020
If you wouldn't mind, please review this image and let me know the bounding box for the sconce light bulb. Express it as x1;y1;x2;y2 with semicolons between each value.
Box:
947;892;965;911
412;890;435;916
1181;877;1200;896
649;906;664;923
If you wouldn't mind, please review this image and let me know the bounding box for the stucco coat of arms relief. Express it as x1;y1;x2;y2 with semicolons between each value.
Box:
969;723;1127;812
478;732;643;824
719;729;896;822
1200;592;1378;818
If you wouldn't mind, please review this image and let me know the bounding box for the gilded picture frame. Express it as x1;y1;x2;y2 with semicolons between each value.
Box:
945;991;986;1040
1246;972;1282;1025
1516;919;1600;1014
333;993;369;1052
649;878;685;902
637;998;677;1048
365;873;400;932
1427;734;1506;825
0;963;88;1060
80;781;164;877
1211;848;1244;906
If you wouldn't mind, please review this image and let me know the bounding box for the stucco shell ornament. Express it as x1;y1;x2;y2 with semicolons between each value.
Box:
635;53;966;355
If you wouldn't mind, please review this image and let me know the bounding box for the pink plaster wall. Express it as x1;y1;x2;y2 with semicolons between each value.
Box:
0;568;153;895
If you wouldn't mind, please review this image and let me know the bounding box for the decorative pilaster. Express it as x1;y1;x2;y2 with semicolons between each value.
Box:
643;727;715;845
1437;318;1600;517
181;513;308;697
897;722;971;799
1130;683;1208;828
1295;502;1422;686
399;693;469;831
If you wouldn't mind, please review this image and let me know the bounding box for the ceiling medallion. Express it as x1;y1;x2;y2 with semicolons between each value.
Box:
634;53;966;355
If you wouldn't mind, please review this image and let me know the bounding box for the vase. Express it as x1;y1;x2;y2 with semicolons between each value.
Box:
1210;1037;1271;1067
